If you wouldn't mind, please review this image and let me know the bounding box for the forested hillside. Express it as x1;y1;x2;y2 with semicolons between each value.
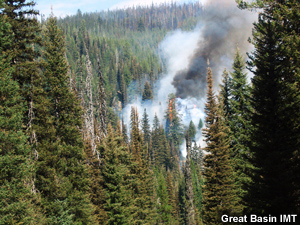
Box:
1;0;300;224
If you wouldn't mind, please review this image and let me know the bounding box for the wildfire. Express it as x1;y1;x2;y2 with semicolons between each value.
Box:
169;99;173;122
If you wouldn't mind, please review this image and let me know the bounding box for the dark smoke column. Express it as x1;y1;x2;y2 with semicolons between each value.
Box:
172;0;254;99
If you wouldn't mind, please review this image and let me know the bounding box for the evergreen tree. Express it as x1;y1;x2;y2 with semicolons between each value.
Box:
178;174;187;224
150;113;160;166
36;15;95;224
129;126;158;225
188;120;196;140
84;141;107;225
142;81;153;101
142;108;151;145
225;48;252;212
0;9;45;223
156;126;173;170
2;0;42;126
130;106;142;159
190;160;203;225
99;124;134;225
219;68;231;118
165;93;184;152
198;118;203;130
184;136;196;225
239;0;300;215
190;141;203;170
156;170;172;224
121;117;129;144
166;170;180;224
202;66;238;224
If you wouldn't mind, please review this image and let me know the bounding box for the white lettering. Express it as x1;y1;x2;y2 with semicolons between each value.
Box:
221;215;247;223
280;214;297;223
221;215;228;222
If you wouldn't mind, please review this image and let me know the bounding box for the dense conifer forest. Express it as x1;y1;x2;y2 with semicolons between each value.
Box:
0;0;299;224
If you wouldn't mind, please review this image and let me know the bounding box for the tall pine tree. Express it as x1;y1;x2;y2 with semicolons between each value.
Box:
0;8;45;223
202;66;238;224
36;14;95;224
239;0;300;215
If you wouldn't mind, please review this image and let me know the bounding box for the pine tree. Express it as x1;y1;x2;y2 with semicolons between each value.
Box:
240;0;300;215
166;170;179;224
190;141;203;170
184;135;196;225
190;160;203;225
224;48;252;213
151;113;160;166
156;170;172;224
156;126;173;170
142;108;151;145
121;117;129;144
36;15;95;224
165;93;184;152
219;68;231;118
198;118;203;130
2;0;42;126
84;141;107;225
202;66;238;225
130;106;142;159
129;126;158;225
142;81;153;101
0;9;45;223
99;124;134;225
188;120;196;140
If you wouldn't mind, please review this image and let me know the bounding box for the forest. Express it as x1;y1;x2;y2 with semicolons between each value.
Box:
0;0;299;224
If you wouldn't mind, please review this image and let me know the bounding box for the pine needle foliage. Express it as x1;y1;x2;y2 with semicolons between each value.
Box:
35;15;95;224
202;66;238;224
0;9;46;223
242;0;300;215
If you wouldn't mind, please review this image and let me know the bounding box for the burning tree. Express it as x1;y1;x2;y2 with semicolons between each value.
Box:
165;93;184;155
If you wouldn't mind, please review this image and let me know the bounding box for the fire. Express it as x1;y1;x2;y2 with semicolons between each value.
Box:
169;99;173;122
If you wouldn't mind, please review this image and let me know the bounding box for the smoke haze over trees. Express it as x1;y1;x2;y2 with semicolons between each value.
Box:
1;0;300;224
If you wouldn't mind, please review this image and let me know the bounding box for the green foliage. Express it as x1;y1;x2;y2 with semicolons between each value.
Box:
84;141;107;225
202;67;238;224
219;69;231;118
220;48;252;213
2;0;42;123
142;81;153;101
184;137;196;225
156;170;172;224
190;160;203;224
188;120;196;140
0;5;46;223
142;108;151;145
198;118;203;130
243;0;300;214
99;125;134;225
34;15;95;224
137;17;145;32
130;136;158;224
165;93;184;150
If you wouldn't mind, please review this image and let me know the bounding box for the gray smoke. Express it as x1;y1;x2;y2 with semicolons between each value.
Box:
172;0;255;99
122;0;256;157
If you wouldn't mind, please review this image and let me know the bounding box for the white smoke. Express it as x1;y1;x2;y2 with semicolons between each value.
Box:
122;0;256;157
122;27;203;129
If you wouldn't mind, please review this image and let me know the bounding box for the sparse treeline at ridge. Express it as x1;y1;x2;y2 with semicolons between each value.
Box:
0;0;299;224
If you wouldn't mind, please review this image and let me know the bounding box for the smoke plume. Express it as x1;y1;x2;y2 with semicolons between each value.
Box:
172;0;255;99
122;0;256;156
